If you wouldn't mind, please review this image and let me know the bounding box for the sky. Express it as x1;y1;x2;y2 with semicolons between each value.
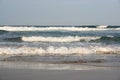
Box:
0;0;120;25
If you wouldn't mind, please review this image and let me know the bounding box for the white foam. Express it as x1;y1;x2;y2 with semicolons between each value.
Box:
0;46;120;56
0;26;118;31
22;36;100;42
97;25;108;28
115;28;120;30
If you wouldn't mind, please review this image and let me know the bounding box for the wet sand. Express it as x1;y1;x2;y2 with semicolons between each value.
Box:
0;61;120;80
0;68;120;80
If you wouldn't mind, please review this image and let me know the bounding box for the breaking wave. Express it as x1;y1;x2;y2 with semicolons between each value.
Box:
3;36;120;43
0;45;120;56
22;36;100;42
0;26;120;32
0;45;120;64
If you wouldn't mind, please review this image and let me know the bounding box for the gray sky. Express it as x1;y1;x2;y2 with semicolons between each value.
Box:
0;0;120;25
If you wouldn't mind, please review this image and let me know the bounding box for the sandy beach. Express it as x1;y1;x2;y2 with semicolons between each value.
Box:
0;68;120;80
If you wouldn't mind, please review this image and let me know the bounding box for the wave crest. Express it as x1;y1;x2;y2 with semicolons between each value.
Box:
22;36;100;42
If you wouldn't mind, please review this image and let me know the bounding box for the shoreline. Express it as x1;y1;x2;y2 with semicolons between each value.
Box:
0;68;120;80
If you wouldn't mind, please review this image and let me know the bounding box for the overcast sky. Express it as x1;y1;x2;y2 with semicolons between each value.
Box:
0;0;120;25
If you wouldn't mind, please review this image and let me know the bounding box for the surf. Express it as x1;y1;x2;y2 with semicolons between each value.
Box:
0;45;120;55
22;36;100;42
0;26;120;32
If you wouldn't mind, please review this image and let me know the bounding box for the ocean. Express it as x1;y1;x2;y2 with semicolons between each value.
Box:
0;25;120;69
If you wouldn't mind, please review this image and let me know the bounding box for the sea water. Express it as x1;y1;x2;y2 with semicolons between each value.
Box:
0;25;120;69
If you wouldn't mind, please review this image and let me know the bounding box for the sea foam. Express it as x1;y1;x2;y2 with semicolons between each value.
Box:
0;46;120;56
22;36;100;42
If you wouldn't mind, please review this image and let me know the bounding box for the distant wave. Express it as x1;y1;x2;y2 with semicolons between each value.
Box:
0;26;120;32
